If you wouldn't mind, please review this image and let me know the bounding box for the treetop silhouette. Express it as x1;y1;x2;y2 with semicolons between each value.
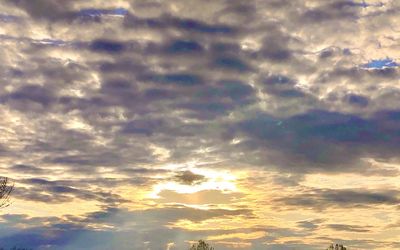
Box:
327;243;347;250
189;240;215;250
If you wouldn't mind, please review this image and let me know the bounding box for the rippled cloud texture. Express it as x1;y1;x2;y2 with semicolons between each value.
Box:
0;0;400;249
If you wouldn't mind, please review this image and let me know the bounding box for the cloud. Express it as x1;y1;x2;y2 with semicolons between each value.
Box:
174;170;207;185
385;220;400;229
344;94;369;108
326;224;372;233
89;39;127;54
296;219;324;230
5;0;72;21
156;189;244;205
0;84;56;112
78;205;253;227
300;1;362;22
274;188;400;210
10;164;45;175
233;109;400;173
13;178;128;204
141;73;204;86
164;39;204;54
123;14;239;35
1;0;400;249
0;205;254;250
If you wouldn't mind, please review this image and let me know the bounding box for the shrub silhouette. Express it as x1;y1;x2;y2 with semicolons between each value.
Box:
189;240;215;250
0;177;13;209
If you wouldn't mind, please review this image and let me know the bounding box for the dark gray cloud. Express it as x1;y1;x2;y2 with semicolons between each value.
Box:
5;0;127;23
0;84;56;112
80;205;253;225
301;1;362;22
10;164;45;175
140;72;205;86
90;39;127;54
326;223;372;233
123;14;239;36
174;170;207;185
274;188;400;210
5;0;72;21
233;109;400;173
14;178;128;204
164;39;204;54
296;219;325;230
344;94;369;108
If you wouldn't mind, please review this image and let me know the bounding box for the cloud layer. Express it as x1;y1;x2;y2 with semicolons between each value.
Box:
0;0;400;249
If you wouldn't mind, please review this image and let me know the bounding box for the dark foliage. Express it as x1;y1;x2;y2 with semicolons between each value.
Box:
189;240;215;250
327;243;347;250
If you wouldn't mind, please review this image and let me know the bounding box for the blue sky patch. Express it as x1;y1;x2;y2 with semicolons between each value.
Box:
78;8;128;17
361;58;399;69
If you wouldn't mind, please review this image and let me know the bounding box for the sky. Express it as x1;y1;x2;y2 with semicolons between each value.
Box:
0;0;400;249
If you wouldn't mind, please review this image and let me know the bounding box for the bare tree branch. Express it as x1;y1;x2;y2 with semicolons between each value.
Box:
0;177;14;209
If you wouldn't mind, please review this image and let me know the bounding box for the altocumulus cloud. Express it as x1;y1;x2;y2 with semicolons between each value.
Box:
1;0;400;249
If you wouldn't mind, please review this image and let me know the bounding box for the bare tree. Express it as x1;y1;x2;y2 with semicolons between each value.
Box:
0;177;13;209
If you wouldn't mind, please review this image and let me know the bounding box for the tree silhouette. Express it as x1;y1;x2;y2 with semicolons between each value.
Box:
189;240;215;250
0;177;13;209
327;243;347;250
